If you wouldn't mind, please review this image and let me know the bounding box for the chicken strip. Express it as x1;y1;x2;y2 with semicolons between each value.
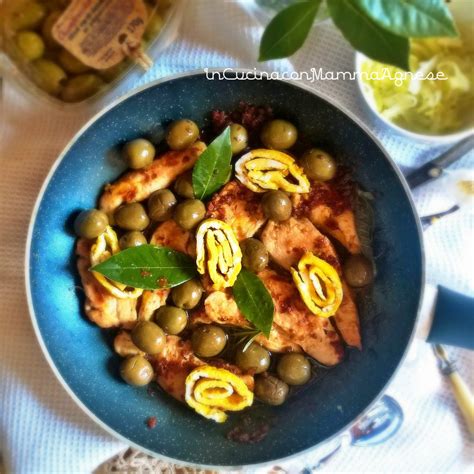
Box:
137;289;169;321
206;180;266;241
151;336;253;402
260;217;361;349
150;219;196;257
292;181;361;254
99;141;206;213
259;269;344;366
191;291;301;353
76;239;137;328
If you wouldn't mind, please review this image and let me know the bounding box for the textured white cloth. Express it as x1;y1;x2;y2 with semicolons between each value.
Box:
0;0;473;472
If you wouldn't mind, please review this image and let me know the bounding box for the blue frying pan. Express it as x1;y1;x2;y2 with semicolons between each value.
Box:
25;71;424;468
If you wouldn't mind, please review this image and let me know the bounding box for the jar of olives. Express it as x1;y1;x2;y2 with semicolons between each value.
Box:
1;0;185;105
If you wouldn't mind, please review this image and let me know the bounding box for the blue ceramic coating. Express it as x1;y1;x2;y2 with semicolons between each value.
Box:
27;72;423;467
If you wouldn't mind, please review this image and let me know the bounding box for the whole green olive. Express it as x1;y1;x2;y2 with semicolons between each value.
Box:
166;119;199;151
301;149;337;181
171;279;203;310
262;190;292;221
230;123;248;155
240;238;268;273
235;343;270;374
131;321;165;355
119;231;147;249
58;49;91;74
41;11;62;49
148;189;176;221
254;374;289;406
32;59;67;95
173;199;206;230
9;1;46;30
277;353;311;386
120;355;154;386
174;171;195;199
154;305;188;335
144;10;163;41
124;138;155;170
191;325;227;358
343;254;374;287
61;74;105;102
114;203;150;231
99;62;127;82
260;119;298;150
74;209;108;239
15;31;45;61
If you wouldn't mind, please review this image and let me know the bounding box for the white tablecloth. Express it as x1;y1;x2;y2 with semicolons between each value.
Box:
1;1;473;472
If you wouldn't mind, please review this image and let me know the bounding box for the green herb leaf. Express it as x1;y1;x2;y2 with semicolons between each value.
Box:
91;245;197;290
259;0;321;61
233;269;274;338
327;0;410;70
354;0;458;38
192;127;232;200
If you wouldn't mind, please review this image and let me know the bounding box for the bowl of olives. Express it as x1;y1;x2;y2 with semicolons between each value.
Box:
26;71;423;467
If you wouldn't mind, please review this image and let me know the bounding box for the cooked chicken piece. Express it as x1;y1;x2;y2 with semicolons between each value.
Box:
258;269;344;366
260;217;361;349
137;289;169;321
261;217;341;273
99;141;206;213
292;181;361;254
150;220;196;257
76;239;137;328
151;336;253;402
206;180;266;241
113;331;143;357
191;291;301;353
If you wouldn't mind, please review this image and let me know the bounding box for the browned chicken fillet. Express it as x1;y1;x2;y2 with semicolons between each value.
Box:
151;336;254;402
99;141;206;213
292;181;361;254
191;291;301;353
258;269;344;366
76;239;137;328
260;217;361;349
150;220;196;257
206;180;266;241
138;289;169;321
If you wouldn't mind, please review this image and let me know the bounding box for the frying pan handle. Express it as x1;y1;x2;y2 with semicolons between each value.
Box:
406;135;474;189
427;286;474;350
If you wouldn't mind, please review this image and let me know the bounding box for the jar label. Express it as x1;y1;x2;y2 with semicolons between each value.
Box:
52;0;148;69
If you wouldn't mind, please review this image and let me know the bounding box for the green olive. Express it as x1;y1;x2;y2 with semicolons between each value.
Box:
131;321;165;355
262;190;292;221
343;255;374;288
235;343;270;374
166;119;199;151
154;305;188;335
174;171;195;199
61;74;104;102
254;374;289;406
171;279;203;309
58;49;91;74
74;209;108;239
148;189;176;221
15;31;45;61
144;10;163;41
260;119;298;150
277;353;311;386
240;238;268;273
119;231;147;249
9;1;46;30
120;355;154;386
301;149;337;181
191;325;227;358
114;203;150;231
32;59;67;95
41;11;62;49
124;138;155;169
173;199;206;230
99;62;127;82
230;123;248;155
